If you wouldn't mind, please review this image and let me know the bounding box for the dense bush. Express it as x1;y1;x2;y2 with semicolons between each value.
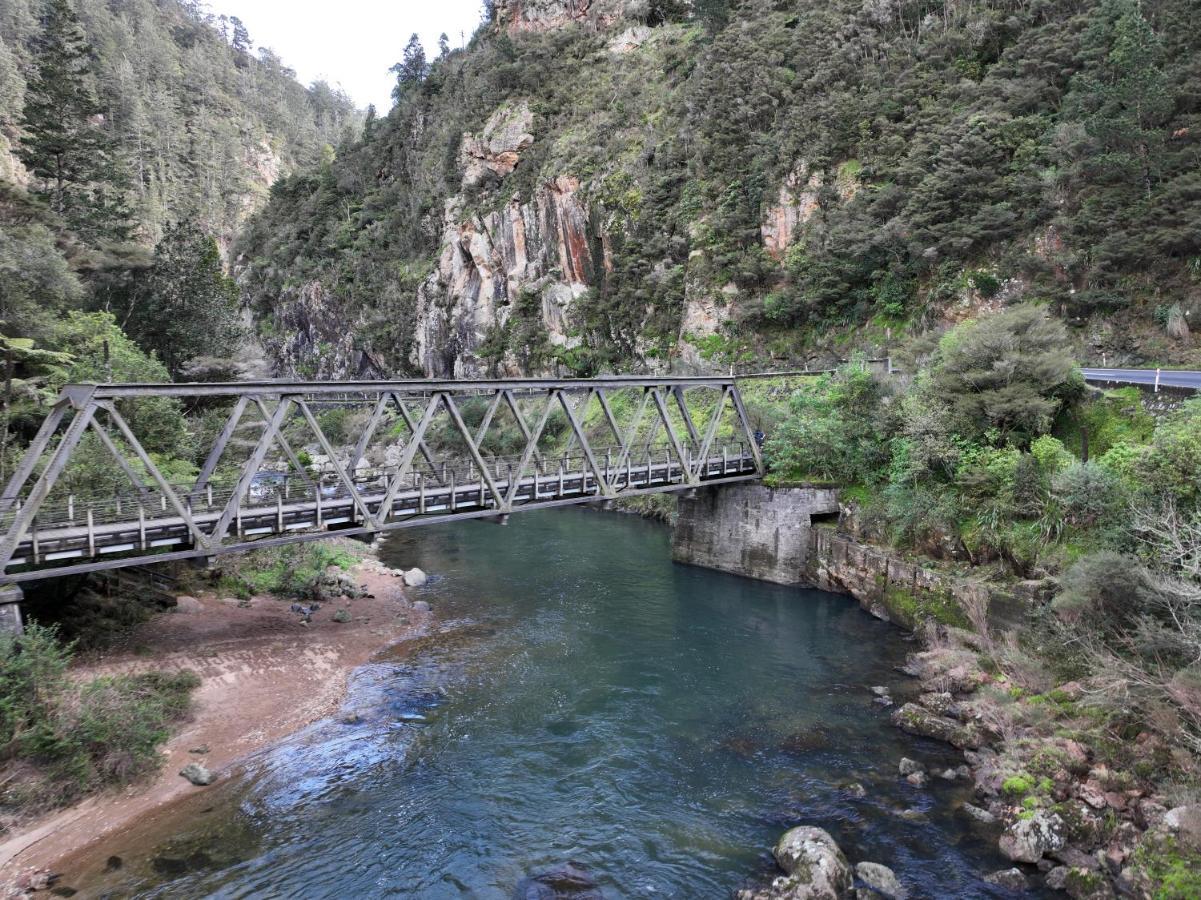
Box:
0;624;198;810
763;362;894;484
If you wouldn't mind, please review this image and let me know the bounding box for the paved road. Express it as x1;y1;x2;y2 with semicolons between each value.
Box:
1081;368;1201;390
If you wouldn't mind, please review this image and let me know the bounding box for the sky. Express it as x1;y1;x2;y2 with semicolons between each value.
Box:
213;0;486;111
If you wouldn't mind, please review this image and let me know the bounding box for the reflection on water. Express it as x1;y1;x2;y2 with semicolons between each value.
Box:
63;508;1025;898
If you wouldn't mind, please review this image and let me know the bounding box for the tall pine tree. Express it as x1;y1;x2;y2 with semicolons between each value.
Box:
119;221;242;377
18;0;129;240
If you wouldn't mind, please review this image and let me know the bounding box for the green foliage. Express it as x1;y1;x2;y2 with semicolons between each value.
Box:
218;541;364;602
1139;400;1201;504
926;305;1081;444
0;623;197;810
116;222;243;378
763;361;894;484
1132;836;1201;900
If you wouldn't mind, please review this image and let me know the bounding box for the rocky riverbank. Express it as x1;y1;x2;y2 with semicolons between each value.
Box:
740;625;1201;899
0;547;433;895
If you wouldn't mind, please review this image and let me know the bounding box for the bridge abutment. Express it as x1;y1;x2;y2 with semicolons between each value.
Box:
0;584;23;635
671;484;840;584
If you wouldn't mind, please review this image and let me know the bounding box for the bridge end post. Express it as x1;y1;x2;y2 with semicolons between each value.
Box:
0;584;23;635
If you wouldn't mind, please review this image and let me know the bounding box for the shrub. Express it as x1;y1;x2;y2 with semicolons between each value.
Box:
1031;435;1074;478
1052;462;1125;528
926;305;1082;444
763;360;896;484
1140;400;1201;504
0;625;198;810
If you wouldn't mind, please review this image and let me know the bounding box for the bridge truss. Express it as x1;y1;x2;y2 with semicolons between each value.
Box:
0;377;762;586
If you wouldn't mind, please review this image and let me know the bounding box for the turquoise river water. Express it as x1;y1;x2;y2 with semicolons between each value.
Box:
63;508;1027;898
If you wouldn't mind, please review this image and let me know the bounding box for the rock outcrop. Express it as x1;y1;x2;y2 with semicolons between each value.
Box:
495;0;627;34
411;172;601;377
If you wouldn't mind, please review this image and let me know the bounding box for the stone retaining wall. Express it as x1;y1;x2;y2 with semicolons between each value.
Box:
808;528;1029;631
671;484;840;584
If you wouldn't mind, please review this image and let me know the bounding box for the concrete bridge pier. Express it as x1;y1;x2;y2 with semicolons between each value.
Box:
672;484;841;584
0;584;23;635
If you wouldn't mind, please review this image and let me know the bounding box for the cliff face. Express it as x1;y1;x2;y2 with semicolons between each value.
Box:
496;0;627;34
413;173;602;377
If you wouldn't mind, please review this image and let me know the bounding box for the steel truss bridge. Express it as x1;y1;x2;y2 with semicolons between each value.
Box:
0;377;763;594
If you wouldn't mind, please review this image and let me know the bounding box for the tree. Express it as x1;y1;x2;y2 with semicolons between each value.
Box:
438;32;450;59
119;222;242;377
230;15;251;58
925;305;1081;444
391;34;427;97
17;0;111;228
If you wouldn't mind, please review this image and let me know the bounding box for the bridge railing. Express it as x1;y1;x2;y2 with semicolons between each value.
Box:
1;377;763;581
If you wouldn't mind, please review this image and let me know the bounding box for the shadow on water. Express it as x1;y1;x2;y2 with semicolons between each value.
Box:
60;508;1041;898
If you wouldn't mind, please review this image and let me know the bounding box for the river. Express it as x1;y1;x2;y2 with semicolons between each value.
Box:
64;508;1021;897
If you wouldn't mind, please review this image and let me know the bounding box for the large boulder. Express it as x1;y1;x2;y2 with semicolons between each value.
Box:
890;703;982;749
736;826;853;900
1163;804;1201;850
999;811;1067;863
403;567;428;587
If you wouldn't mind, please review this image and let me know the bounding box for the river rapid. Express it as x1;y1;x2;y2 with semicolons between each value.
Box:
63;508;1024;898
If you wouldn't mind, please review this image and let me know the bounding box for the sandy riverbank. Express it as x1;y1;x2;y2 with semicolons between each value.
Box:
0;556;430;894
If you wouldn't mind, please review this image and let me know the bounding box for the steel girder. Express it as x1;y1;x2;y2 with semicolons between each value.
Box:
0;377;762;582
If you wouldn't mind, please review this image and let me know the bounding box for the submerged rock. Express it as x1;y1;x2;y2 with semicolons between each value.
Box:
854;861;907;898
961;803;998;826
513;862;602;899
179;762;216;786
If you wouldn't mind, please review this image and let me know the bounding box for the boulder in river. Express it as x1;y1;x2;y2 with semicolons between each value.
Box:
983;868;1028;891
998;810;1067;863
179;762;216;786
854;861;907;898
961;803;998;825
890;703;981;749
897;758;925;776
403;567;428;587
736;825;853;899
513;862;602;899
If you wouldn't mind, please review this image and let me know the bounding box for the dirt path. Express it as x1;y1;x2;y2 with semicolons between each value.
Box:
0;557;429;893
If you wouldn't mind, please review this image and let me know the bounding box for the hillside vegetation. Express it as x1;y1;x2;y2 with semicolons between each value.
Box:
240;0;1200;377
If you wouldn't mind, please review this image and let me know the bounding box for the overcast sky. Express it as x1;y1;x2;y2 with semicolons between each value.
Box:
215;0;486;111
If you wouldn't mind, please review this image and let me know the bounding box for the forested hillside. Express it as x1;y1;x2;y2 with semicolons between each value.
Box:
240;0;1201;379
0;0;358;473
